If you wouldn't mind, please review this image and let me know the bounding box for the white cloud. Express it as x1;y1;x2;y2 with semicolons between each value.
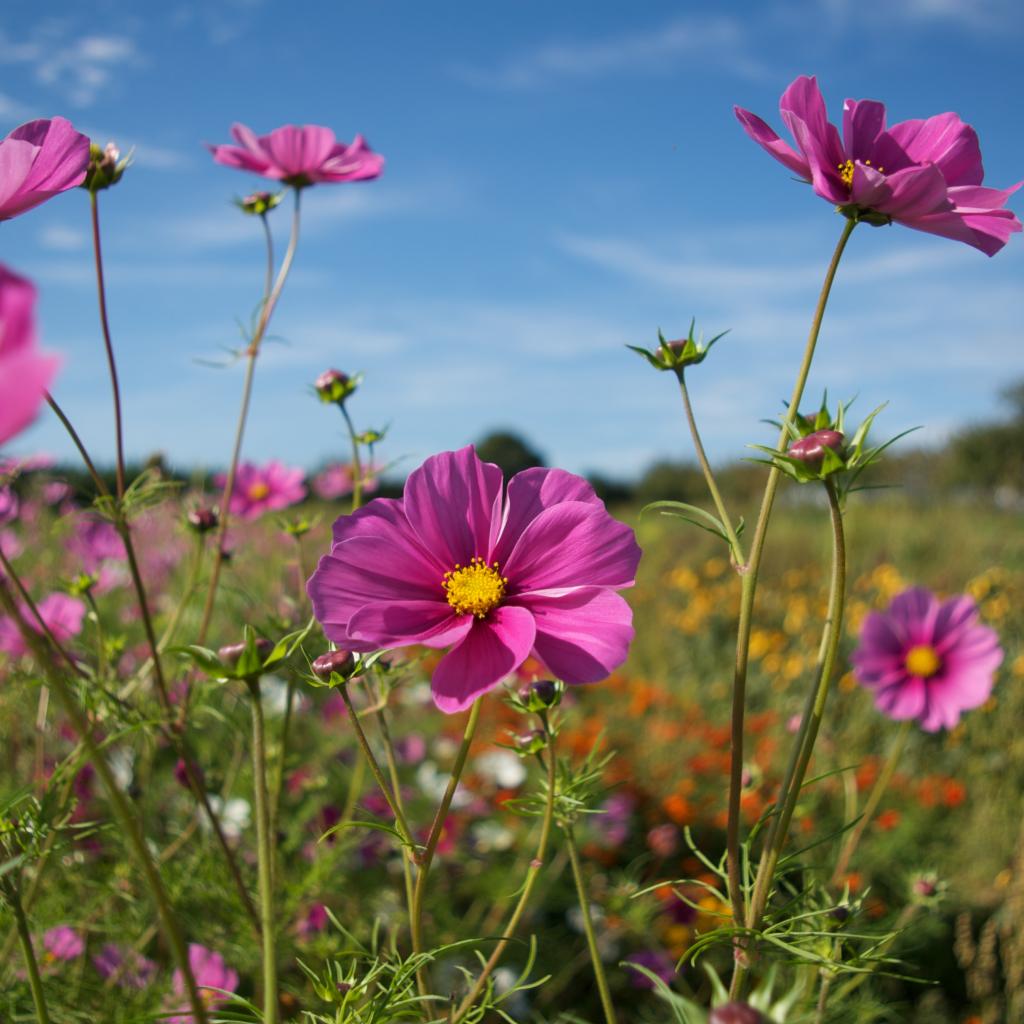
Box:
453;15;770;91
38;225;87;252
814;0;1020;31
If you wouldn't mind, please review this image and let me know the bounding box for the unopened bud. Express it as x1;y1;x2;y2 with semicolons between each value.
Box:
237;190;282;215
518;678;559;711
515;729;548;755
218;637;272;666
787;429;844;469
187;507;219;533
315;369;358;405
710;1004;767;1024
83;141;130;191
173;757;203;790
311;649;355;681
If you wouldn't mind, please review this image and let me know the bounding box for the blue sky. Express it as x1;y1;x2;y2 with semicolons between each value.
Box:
2;0;1022;479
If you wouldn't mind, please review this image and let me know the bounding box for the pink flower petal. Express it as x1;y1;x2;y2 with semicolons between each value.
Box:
348;599;471;649
886;112;983;187
842;98;886;160
430;606;536;713
733;106;810;179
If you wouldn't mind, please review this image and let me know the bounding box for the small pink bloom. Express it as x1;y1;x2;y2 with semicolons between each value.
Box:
41;480;71;505
0;265;60;447
0;592;86;657
168;944;239;1023
312;463;353;500
851;587;1003;732
92;943;157;989
215;461;306;520
208;122;383;188
295;902;330;939
0;486;17;523
736;75;1021;255
308;446;641;712
0;118;90;221
43;925;84;961
70;516;126;572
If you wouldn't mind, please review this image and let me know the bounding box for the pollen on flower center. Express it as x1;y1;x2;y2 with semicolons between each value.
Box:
248;482;270;501
443;556;508;618
837;158;884;188
905;644;941;678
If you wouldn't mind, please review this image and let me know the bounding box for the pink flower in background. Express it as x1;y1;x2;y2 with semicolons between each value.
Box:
43;925;84;961
71;516;126;569
735;75;1021;255
0;486;17;524
0;118;90;221
852;587;1003;731
208;123;383;187
312;462;381;500
0;592;86;657
308;446;641;713
0;265;60;447
168;944;239;1023
92;943;157;989
215;461;306;520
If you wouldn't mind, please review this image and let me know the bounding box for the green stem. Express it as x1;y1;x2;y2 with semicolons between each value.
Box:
247;678;279;1024
453;723;558;1023
90;190;125;499
735;479;846;997
10;887;51;1024
340;403;364;512
724;217;857;941
0;586;209;1024
831;720;912;887
675;367;743;565
198;190;302;646
44;393;109;498
565;823;618;1024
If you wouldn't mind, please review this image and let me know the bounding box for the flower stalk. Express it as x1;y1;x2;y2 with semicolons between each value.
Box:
9;886;51;1024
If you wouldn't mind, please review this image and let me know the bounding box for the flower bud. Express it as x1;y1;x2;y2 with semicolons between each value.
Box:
315;369;358;405
515;729;548;755
218;637;272;666
710;1003;767;1024
518;678;560;711
83;141;130;192
187;507;219;533
311;649;355;681
173;757;203;790
237;190;283;215
786;429;844;469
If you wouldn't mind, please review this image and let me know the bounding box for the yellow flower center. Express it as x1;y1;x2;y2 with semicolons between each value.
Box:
837;158;884;188
248;481;270;501
905;644;941;678
443;557;507;618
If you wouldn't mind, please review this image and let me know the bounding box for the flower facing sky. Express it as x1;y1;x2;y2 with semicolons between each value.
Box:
0;118;90;221
215;460;306;520
308;446;641;712
0;265;60;448
851;587;1003;732
735;75;1021;255
208;123;383;187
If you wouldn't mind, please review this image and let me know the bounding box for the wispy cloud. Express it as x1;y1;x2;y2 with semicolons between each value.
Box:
452;15;770;91
37;225;87;252
0;23;142;107
814;0;1021;32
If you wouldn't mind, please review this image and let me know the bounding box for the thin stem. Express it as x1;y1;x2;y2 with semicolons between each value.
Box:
10;887;51;1024
0;586;209;1024
831;720;912;886
247;678;279;1024
724;217;857;940
814;972;833;1024
735;478;847;997
675;368;743;565
340;403;364;511
565;824;618;1024
198;191;302;645
44;393;109;497
453;723;558;1023
90;190;126;499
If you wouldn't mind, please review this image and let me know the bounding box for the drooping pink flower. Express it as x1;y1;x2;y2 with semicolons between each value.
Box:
167;943;239;1023
307;446;641;712
0;265;60;447
735;75;1021;255
208;123;383;187
43;925;84;961
0;118;90;221
0;592;86;658
215;461;306;520
851;587;1003;732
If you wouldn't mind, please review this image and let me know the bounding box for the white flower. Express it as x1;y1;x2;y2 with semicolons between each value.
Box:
476;750;526;789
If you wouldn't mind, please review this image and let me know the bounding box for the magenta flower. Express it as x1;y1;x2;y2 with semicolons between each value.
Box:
215;460;306;520
43;925;84;961
307;446;641;712
851;587;1003;732
735;75;1021;255
0;265;59;447
0;592;86;658
208;122;383;187
0;118;90;221
168;944;239;1023
312;462;381;500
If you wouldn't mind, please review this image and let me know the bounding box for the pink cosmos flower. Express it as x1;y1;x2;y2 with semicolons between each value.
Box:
215;461;306;520
43;925;84;961
0;265;60;447
0;592;86;658
208;123;383;187
735;75;1021;255
851;587;1003;732
167;943;239;1023
92;943;157;989
312;462;381;501
307;446;641;713
0;118;90;221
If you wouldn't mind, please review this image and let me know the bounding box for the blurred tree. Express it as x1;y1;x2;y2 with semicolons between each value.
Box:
633;460;707;507
943;381;1024;495
474;430;546;479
